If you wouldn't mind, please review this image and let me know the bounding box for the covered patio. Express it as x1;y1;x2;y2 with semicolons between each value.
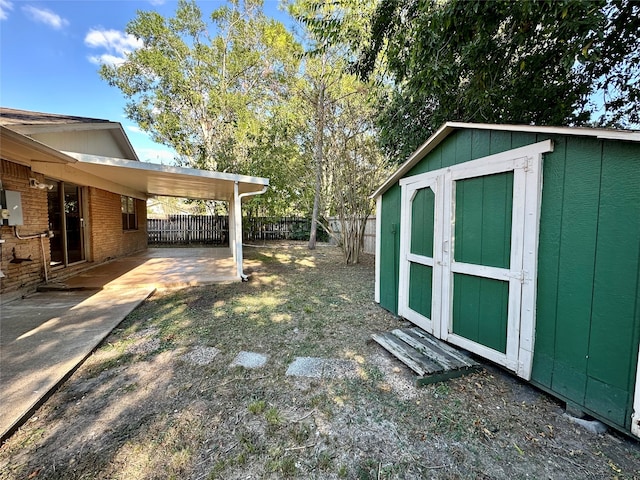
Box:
1;121;269;285
33;149;269;282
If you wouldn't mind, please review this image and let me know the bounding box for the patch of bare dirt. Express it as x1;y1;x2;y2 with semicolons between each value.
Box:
1;243;639;479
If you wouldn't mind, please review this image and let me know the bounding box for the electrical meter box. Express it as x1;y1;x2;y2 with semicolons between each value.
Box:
4;190;24;226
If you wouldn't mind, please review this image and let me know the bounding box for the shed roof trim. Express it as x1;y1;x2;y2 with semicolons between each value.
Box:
372;122;640;198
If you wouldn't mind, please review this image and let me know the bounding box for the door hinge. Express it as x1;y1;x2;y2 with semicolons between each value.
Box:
507;270;526;283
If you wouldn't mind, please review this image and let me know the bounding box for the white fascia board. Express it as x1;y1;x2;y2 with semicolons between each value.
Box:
447;122;640;142
63;151;269;187
8;122;122;135
371;123;455;199
110;125;140;161
31;161;147;200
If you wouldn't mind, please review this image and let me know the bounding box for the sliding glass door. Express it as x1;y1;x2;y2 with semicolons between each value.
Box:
47;180;85;267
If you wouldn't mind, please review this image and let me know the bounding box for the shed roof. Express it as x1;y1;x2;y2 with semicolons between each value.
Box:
373;122;640;199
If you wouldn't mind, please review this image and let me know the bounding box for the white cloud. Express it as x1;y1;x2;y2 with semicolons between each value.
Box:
0;0;13;21
22;5;69;29
148;0;165;5
126;125;145;135
88;53;127;66
85;28;143;66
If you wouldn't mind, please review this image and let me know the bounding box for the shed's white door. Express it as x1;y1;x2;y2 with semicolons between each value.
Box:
399;141;552;379
398;174;443;336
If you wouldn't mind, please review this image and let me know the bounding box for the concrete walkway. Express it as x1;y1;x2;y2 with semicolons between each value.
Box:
0;247;237;442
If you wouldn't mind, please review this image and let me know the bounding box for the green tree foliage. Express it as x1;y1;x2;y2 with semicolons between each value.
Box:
100;0;305;215
290;0;392;260
349;0;639;160
584;0;640;128
323;74;389;263
243;92;314;217
100;0;391;250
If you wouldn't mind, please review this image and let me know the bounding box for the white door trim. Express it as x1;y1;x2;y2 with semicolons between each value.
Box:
398;172;443;335
398;140;552;380
374;196;382;304
631;343;640;438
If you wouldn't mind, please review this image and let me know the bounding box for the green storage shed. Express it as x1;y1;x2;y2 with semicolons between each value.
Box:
373;122;640;436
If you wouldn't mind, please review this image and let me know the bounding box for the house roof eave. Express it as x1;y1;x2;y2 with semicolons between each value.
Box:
0;125;78;167
63;151;269;201
0;108;139;161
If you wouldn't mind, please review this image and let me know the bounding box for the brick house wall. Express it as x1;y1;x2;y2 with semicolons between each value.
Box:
87;187;147;262
1;159;148;299
0;160;50;296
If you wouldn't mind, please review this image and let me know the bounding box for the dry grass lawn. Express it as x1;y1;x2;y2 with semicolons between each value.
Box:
1;243;639;479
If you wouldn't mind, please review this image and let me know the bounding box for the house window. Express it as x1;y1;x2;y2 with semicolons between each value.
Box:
121;196;138;230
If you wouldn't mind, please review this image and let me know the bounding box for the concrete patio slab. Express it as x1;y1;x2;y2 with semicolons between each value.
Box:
43;247;238;291
0;287;154;442
0;247;243;443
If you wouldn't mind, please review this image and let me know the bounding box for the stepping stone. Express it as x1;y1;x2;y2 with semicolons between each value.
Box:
182;346;220;366
286;357;324;378
230;351;268;369
286;357;357;379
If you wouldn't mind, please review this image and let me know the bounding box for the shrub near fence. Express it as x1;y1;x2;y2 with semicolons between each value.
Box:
327;216;376;255
244;217;328;242
147;215;328;245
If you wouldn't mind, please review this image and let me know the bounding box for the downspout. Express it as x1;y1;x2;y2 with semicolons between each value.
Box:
40;236;49;283
233;181;268;281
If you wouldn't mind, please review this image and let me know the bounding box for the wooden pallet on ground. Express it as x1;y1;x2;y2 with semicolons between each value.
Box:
372;327;481;386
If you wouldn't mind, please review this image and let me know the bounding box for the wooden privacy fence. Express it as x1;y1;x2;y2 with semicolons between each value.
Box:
148;215;229;245
147;215;325;245
327;216;376;255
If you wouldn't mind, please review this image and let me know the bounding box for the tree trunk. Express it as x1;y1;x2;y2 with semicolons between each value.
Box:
308;81;325;250
338;214;368;265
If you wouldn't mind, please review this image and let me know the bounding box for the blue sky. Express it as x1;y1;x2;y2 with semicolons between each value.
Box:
0;0;291;163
